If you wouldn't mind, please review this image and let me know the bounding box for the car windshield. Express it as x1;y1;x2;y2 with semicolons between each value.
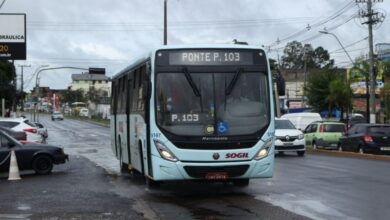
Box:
156;72;269;136
324;124;345;132
275;120;296;129
368;126;390;135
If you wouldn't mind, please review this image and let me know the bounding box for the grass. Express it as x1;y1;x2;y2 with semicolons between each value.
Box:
64;114;110;127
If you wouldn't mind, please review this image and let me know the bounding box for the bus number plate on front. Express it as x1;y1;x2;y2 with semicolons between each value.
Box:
206;172;228;180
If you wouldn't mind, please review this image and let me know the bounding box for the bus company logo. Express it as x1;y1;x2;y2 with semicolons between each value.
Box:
225;153;249;159
212;153;220;160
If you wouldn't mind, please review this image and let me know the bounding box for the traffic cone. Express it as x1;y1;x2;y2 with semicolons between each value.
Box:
8;150;21;180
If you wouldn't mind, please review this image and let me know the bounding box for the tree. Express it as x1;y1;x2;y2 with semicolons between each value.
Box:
60;89;86;104
327;77;352;120
86;87;106;104
310;46;334;68
0;61;16;115
281;41;334;70
304;68;346;113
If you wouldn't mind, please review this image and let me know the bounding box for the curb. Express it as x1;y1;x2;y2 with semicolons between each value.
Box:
64;116;110;128
306;148;390;161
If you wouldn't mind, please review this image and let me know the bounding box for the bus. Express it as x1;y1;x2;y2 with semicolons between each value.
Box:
111;44;275;187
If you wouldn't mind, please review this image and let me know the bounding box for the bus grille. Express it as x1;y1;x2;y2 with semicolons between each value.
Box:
184;165;249;178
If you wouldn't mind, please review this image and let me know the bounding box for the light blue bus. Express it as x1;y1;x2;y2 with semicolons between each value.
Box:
111;44;275;187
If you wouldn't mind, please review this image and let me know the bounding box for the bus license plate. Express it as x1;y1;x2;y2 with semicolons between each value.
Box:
206;172;228;180
380;147;390;151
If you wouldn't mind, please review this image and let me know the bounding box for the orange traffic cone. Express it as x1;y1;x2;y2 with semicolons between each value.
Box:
8;150;21;180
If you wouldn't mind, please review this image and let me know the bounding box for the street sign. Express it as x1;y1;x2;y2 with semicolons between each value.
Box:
0;13;26;60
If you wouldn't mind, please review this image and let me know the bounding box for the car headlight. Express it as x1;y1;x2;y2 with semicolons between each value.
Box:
298;134;304;140
153;139;178;162
254;138;273;160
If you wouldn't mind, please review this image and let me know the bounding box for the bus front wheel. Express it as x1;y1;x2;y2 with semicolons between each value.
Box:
145;177;161;189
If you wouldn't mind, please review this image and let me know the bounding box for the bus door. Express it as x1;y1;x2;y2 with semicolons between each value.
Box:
126;76;133;170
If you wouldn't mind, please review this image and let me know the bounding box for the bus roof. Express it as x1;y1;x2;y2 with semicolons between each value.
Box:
112;44;267;80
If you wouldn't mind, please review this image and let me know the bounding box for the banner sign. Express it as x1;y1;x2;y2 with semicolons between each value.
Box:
0;13;26;60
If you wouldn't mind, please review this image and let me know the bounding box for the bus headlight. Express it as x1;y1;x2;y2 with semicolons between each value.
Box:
254;139;273;160
153;139;178;162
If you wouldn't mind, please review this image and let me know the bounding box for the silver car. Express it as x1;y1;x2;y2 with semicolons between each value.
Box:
51;111;64;121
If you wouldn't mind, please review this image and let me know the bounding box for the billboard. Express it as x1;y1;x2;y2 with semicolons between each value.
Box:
0;13;26;60
347;67;383;96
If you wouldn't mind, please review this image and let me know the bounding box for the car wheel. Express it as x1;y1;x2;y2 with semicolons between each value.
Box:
359;146;364;154
32;155;53;175
232;178;250;187
297;151;305;157
337;143;343;152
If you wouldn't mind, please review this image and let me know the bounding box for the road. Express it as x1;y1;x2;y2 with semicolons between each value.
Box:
1;114;389;220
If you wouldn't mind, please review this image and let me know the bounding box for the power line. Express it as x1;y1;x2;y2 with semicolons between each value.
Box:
268;0;357;47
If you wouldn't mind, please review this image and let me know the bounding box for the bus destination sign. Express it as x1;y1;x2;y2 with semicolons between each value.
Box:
168;50;255;66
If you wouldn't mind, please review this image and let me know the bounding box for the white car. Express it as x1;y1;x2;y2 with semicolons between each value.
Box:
275;118;306;156
0;117;43;143
79;108;89;117
51;111;64;120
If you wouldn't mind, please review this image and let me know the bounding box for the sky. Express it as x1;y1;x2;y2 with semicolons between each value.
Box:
1;0;389;91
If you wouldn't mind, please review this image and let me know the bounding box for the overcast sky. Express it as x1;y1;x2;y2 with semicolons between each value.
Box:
1;0;389;91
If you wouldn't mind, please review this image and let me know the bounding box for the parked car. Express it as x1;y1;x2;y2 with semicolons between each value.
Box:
338;124;390;154
0;130;68;174
31;122;48;139
280;112;322;131
79;108;89;117
304;121;345;150
0;117;43;143
347;115;366;128
274;118;305;156
51;111;64;120
0;126;27;141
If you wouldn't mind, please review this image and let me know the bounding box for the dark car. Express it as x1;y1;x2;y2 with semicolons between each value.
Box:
0;130;68;174
338;123;390;154
347;115;366;128
0;126;27;141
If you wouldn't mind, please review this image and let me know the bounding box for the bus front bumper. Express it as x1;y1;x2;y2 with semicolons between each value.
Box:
150;153;274;181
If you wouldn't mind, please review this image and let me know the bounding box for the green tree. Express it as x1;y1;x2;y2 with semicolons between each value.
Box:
327;77;352;120
281;41;334;70
60;89;86;104
304;68;345;113
0;61;16;115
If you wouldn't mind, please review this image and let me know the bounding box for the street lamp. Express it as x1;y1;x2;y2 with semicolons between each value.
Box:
319;31;354;65
319;31;356;125
34;65;50;89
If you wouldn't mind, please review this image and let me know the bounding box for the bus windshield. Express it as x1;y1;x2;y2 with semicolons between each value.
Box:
156;71;269;136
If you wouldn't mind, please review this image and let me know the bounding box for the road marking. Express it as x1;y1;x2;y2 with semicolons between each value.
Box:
0;214;32;219
90;134;97;137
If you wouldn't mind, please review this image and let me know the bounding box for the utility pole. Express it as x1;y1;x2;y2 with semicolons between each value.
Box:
164;0;167;45
18;64;31;111
356;0;385;123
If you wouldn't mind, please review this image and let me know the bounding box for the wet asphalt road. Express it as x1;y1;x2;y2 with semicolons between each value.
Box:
1;114;390;220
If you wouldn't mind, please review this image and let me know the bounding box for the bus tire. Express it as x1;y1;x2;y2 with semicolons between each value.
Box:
145;177;160;189
232;179;249;187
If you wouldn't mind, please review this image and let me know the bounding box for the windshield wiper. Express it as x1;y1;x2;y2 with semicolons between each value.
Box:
183;67;200;97
225;68;243;95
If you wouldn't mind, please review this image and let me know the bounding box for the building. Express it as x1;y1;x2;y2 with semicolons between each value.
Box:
70;73;111;96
